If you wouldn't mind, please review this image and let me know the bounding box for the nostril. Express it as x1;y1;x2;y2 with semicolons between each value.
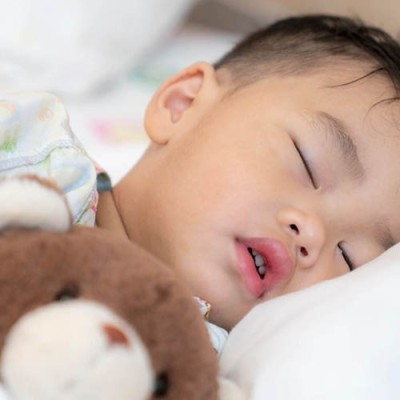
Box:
290;224;299;234
102;323;130;347
300;247;308;256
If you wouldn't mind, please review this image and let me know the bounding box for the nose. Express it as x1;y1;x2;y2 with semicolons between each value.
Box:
277;207;326;268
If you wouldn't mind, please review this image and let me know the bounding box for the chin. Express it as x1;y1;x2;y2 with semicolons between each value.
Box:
210;307;246;332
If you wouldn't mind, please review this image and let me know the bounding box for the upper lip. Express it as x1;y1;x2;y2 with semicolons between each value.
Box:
238;237;294;296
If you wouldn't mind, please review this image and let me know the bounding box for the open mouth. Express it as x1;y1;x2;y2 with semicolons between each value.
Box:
236;237;294;299
247;247;267;279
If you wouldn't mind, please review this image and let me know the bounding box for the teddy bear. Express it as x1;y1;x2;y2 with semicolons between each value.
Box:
0;175;223;399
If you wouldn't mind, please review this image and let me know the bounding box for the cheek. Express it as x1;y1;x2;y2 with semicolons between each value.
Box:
284;255;348;294
165;124;292;223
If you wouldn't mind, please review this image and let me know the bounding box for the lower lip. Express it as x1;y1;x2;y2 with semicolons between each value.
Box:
235;241;267;298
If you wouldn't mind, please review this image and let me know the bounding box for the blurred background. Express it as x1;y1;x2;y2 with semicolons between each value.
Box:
1;0;398;182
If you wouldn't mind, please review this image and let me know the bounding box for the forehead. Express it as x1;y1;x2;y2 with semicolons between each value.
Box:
225;64;400;142
301;66;400;143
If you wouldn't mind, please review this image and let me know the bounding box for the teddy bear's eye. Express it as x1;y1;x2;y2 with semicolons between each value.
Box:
54;283;80;301
153;372;169;397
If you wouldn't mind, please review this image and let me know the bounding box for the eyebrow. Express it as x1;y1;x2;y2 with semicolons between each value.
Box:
311;111;365;181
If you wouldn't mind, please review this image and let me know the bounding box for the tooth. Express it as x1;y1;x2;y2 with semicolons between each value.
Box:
257;265;266;276
255;254;265;267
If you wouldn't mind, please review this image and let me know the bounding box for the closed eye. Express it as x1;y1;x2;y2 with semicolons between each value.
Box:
338;244;354;271
293;141;318;189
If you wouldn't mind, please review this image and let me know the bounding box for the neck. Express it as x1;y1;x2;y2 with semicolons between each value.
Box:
95;190;128;239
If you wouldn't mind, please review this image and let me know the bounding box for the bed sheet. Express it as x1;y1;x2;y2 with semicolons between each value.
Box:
65;24;239;185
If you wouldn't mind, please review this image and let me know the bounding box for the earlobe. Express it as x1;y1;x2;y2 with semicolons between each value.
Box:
144;62;222;145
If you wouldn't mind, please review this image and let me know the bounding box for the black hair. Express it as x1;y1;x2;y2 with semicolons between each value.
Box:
215;15;400;94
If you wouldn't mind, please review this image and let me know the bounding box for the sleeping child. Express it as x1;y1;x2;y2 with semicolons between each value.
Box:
1;14;400;353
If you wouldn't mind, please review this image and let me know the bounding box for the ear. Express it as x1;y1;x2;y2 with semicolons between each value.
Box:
144;62;222;145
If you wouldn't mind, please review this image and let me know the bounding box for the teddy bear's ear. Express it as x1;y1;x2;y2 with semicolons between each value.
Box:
0;175;72;232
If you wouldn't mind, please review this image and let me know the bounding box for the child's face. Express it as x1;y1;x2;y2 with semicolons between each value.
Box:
124;62;400;330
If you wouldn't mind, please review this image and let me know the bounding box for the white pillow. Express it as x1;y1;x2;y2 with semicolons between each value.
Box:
220;243;400;400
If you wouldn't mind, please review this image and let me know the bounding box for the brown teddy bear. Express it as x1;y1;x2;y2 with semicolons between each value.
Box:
0;175;221;399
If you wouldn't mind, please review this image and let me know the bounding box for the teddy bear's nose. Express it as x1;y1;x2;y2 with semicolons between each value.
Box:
102;323;130;347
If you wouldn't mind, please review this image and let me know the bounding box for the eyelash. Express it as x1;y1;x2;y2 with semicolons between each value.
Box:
293;141;318;188
338;244;354;271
